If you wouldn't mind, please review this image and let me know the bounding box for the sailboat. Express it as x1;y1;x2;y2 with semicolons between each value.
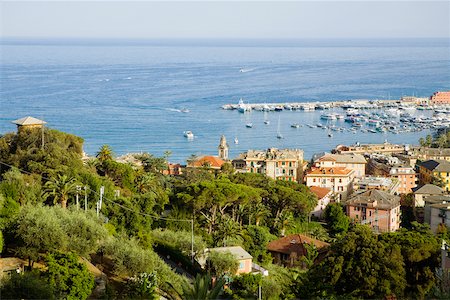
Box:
277;116;283;139
234;137;239;144
264;111;270;125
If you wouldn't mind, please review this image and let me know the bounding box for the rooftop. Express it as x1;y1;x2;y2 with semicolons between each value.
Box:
267;234;329;255
210;246;252;260
346;189;400;210
189;155;225;169
307;167;353;176
318;153;366;164
357;176;393;187
238;148;304;161
412;184;444;195
310;186;332;199
12;116;46;126
420;160;450;172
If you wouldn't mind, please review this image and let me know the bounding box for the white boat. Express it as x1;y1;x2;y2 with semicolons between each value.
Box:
183;131;194;139
180;108;190;113
264;120;270;125
246;123;253;128
291;123;301;128
320;113;337;120
234;137;239;144
237;98;251;113
277;116;283;139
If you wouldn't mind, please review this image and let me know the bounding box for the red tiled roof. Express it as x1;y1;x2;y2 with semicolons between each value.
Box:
307;167;353;176
191;156;225;168
267;234;329;255
310;186;332;199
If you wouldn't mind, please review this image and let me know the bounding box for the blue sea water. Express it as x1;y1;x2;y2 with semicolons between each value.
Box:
1;38;449;162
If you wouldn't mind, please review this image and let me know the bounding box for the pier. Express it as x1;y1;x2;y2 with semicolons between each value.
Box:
221;99;438;111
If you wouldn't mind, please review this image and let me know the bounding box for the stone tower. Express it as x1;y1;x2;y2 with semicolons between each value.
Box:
218;135;229;160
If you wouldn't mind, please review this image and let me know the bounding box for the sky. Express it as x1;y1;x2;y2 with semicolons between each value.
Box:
1;1;449;39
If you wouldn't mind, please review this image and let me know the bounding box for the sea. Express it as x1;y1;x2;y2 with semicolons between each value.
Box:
1;38;449;163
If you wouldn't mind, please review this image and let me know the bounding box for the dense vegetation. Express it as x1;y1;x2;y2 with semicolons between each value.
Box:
0;126;446;299
419;130;450;148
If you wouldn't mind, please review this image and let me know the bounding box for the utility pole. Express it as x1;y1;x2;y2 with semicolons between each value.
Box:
41;124;45;150
84;186;88;212
97;186;104;217
191;219;195;264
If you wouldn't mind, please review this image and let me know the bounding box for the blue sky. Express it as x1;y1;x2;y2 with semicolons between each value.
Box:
1;1;449;39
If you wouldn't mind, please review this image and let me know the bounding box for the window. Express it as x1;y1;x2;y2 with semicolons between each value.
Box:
239;262;245;270
313;178;316;183
282;162;285;166
289;162;292;167
339;179;342;183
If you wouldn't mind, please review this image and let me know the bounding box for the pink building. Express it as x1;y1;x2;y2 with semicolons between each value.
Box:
346;190;401;233
430;91;450;105
389;166;417;194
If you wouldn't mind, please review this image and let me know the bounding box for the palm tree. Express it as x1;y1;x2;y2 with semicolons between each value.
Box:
44;174;79;209
276;210;294;236
96;144;114;163
182;274;225;300
252;203;271;226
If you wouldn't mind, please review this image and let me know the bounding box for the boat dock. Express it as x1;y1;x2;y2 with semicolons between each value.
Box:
221;99;439;111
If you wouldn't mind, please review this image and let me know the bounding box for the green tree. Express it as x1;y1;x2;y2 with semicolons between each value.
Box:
297;226;406;299
182;274;225;300
96;144;114;163
301;243;319;269
15;205;68;267
44;174;79;208
229;273;262;299
379;224;440;299
207;250;239;277
126;272;159;300
324;203;350;237
45;252;95;300
0;270;54;300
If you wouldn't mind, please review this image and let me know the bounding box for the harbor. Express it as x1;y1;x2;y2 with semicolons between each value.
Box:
221;97;450;137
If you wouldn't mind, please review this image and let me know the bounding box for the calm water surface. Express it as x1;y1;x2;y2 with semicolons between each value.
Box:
1;39;449;162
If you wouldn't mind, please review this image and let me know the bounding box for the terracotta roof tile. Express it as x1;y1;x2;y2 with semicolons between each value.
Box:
267;234;329;255
310;186;332;199
191;156;225;168
307;167;353;176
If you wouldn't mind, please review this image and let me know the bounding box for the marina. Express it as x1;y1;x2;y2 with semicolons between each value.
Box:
222;99;450;136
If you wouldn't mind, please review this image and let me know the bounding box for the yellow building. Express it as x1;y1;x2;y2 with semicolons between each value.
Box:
233;148;305;182
418;160;450;192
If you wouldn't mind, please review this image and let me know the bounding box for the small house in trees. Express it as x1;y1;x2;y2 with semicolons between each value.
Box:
209;246;253;275
267;234;329;268
12;116;46;132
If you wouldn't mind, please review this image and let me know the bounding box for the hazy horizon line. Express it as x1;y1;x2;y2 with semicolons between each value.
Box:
1;36;449;47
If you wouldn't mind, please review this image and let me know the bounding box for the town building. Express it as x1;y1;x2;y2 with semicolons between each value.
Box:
305;167;354;201
12;116;46;133
410;147;450;163
418;160;450;192
233;148;305;182
187;155;225;170
314;153;366;178
425;203;450;233
430;91;450;105
162;163;183;176
346;189;401;233
334;142;407;155
400;96;429;105
389;166;417;194
267;234;329;268
412;184;445;207
309;186;332;218
423;195;450;229
200;246;268;276
354;176;399;194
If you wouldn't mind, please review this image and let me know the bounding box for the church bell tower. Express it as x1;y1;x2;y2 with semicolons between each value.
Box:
218;135;229;160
